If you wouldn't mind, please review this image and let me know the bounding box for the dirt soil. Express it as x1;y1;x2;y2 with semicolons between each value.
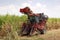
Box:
20;29;60;40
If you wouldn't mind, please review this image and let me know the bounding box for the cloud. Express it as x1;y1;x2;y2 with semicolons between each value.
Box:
21;2;47;13
0;4;22;16
28;0;33;3
21;2;31;8
21;2;60;18
35;3;47;13
36;3;42;8
0;2;60;18
0;2;47;16
46;5;60;18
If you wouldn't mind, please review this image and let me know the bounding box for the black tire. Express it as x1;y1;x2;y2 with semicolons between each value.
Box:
40;29;45;34
37;27;46;34
20;25;32;36
40;26;47;34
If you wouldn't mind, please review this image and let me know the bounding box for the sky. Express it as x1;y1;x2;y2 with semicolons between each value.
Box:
0;0;60;18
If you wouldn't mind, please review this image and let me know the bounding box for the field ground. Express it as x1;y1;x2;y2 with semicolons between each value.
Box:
20;29;60;40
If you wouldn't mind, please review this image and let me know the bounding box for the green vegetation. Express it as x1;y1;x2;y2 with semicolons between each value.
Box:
47;18;60;30
0;14;60;40
0;14;28;40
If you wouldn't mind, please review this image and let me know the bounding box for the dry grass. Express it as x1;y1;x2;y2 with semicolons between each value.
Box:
20;29;60;40
0;15;60;40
